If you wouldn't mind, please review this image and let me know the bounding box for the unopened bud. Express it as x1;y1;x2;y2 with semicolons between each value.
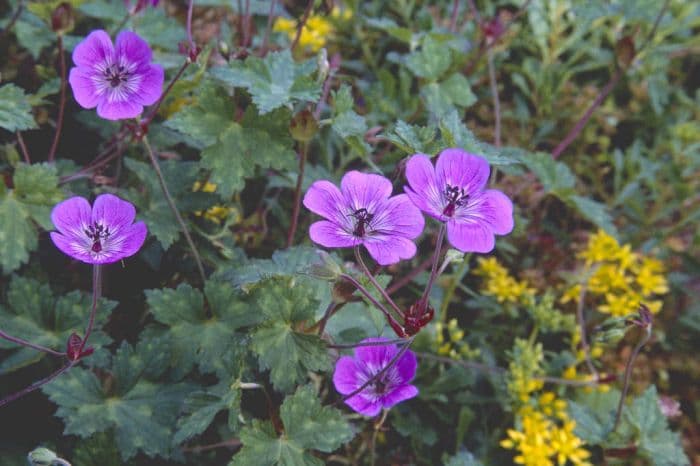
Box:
51;2;75;35
27;447;59;466
289;109;318;142
308;250;343;281
615;35;635;68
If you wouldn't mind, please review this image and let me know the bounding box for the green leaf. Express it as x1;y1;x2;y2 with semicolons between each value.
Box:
15;12;55;59
123;158;212;249
164;81;235;148
250;278;330;392
0;84;37;132
174;385;241;444
444;451;484;466
0;195;36;274
567;195;618;238
43;339;193;461
569;389;620;444
13;163;63;229
384;120;439;155
517;151;576;196
231;386;353;466
422;74;476;116
145;281;253;378
405;36;452;81
210;50;321;114
133;7;186;52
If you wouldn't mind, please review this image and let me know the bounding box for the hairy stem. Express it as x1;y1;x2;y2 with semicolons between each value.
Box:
340;273;404;333
16;131;31;164
79;264;102;352
613;326;652;431
354;247;405;318
487;48;501;147
290;0;314;51
141;60;190;127
286;142;308;248
386;255;433;296
142;136;206;284
0;362;74;408
420;223;446;308
47;34;67;163
0;329;65;356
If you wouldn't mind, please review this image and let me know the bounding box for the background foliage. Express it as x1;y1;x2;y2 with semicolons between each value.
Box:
0;0;698;464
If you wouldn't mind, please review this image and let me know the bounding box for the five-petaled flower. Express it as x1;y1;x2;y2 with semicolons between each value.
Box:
333;338;418;416
69;30;164;120
50;194;147;264
303;171;424;265
404;148;514;253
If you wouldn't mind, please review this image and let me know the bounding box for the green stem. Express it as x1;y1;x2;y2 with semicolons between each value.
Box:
142;136;206;284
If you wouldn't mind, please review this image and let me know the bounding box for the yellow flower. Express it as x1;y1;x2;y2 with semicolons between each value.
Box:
476;257;535;304
598;292;640;317
192;181;235;224
578;230;620;264
615;244;637;270
588;264;629;294
550;421;592;466
634;257;669;296
273;9;346;53
560;284;582;304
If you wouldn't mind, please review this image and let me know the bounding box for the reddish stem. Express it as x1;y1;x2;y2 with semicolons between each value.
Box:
0;362;74;408
16;131;31;164
47;34;67;163
290;0;314;51
0;329;65;357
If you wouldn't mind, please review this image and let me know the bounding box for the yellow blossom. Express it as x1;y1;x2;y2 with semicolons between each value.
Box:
560;284;581;304
598;292;640;317
273;8;349;53
578;230;620;264
192;181;236;224
634;257;669;296
587;264;629;294
476;257;535;305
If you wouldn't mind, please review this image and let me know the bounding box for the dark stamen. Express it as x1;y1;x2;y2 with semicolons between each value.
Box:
351;208;374;237
442;185;469;217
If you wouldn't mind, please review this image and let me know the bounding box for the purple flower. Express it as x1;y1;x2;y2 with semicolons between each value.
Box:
303;171;425;265
50;194;147;264
404;148;514;253
333;338;418;416
68;30;164;120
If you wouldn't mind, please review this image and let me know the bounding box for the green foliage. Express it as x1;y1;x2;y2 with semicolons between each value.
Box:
43;339;194;461
174;384;241;444
145;280;254;378
0;84;36;132
250;278;330;392
0;164;63;273
210;50;321;114
230;386;353;466
0;276;116;373
405;36;452;81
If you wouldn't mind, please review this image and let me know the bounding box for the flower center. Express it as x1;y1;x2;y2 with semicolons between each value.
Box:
84;222;111;253
103;64;130;88
443;185;469;217
350;208;374;237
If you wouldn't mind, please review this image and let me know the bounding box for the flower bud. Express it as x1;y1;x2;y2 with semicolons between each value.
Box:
289;109;318;142
615;35;635;69
308;250;343;281
51;2;75;35
27;447;58;466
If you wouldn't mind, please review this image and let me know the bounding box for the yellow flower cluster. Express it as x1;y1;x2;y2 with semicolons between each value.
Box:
475;257;535;305
273;8;351;53
501;394;592;466
192;181;236;224
507;339;544;404
435;319;480;360
564;230;668;317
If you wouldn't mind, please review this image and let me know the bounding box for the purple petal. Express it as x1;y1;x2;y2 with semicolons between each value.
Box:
446;220;495;253
92;194;136;233
333;356;360;395
108;221;147;259
344;394;383;417
309;221;360;248
435;148;490;195
115;30;152;65
363;235;417;265
371;194;425;240
50;232;92;264
72;30;114;68
68;67;100;109
341;171;393;212
134;63;164;106
51;197;92;237
404;154;443;219
394;349;418;383
96;99;144;120
303;180;347;225
354;338;396;368
478;189;514;235
381;384;419;409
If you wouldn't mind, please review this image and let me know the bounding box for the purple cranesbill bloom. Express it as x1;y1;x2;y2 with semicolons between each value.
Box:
50;194;147;264
333;338;418;417
303;171;425;265
404;148;514;253
68;30;164;120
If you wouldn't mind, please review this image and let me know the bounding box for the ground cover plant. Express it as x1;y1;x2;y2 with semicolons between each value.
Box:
0;0;698;464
